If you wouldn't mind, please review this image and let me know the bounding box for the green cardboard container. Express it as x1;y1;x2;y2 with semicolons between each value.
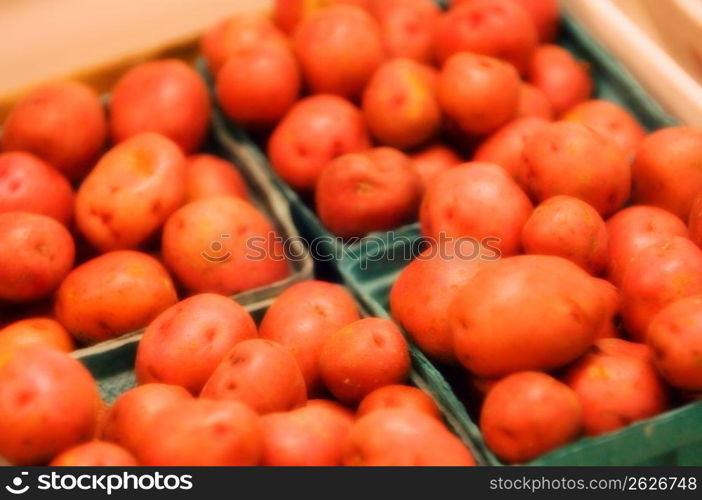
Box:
208;8;702;465
66;133;314;360
73;287;487;465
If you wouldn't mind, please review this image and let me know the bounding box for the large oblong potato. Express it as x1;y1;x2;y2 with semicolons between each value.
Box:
450;255;610;378
75;132;186;252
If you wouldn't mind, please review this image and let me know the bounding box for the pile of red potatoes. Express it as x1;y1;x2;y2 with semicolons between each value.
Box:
1;0;702;466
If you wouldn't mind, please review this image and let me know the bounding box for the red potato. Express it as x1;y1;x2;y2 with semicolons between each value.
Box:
0;345;100;465
438;53;520;136
563;99;646;157
465;374;499;400
162;196;289;295
75;133;186;251
0;318;75;353
362;58;441;149
631;127;702;219
522;195;609;275
563;340;669;436
594;280;622;340
0;212;75;303
516;83;554;120
522;121;631;217
0;152;74;226
606;206;689;287
648;295;702;391
200;13;289;74
54;250;178;343
472;116;548;186
109;60;210;154
452;0;559;42
343;408;475;466
292;5;385;100
316;148;422;238
274;0;370;34
93;400;111;440
50;441;139;466
689;193;702;249
1;81;106;181
184;154;248;202
512;0;559;42
357;385;441;420
597;337;651;360
137;399;262;466
450;255;610;377
260;403;354;466
367;0;440;64
101;383;192;453
621;236;702;342
306;398;356;416
319;318;411;404
201;339;307;414
528;45;593;116
481;372;582;463
420;163;533;257
390;241;494;363
136;294;257;394
259;281;361;395
409;143;462;192
268;95;371;192
435;0;537;74
216;43;301;130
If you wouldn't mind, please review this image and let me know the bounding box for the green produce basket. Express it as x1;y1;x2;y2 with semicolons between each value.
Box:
208;7;702;465
73;285;487;465
340;234;702;466
65;118;315;359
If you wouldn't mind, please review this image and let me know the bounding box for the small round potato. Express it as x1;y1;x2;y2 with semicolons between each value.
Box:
435;0;538;74
0;152;74;226
0;212;75;303
1;81;106;181
161;196;290;295
0;344;100;465
292;5;384;100
481;371;582;463
54;250;178;343
343;408;475;466
268;95;371;193
109;60;210;154
75;133;186;252
437;53;520;136
201;339;307;414
136;294;257;394
528;44;593;116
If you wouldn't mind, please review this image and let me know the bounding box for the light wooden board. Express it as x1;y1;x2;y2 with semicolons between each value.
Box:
563;0;702;126
0;0;272;119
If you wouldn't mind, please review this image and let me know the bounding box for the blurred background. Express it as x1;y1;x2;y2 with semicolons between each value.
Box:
1;0;701;124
